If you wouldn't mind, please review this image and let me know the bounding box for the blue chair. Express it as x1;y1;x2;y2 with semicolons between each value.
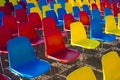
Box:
0;11;4;26
26;3;35;14
46;10;63;27
57;0;65;8
57;8;66;21
72;6;80;19
50;1;56;9
92;9;105;24
7;37;50;79
90;19;116;42
14;4;23;10
82;5;91;16
104;7;118;22
38;0;47;10
20;0;27;5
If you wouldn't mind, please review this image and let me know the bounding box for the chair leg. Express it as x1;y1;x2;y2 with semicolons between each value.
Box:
0;53;4;74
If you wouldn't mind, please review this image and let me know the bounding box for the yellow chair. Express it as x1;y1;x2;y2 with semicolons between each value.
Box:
105;15;120;36
30;7;42;19
9;0;17;5
42;5;50;18
82;0;89;6
76;0;82;7
70;22;100;49
65;2;73;14
66;66;97;80
102;51;120;80
118;13;120;29
0;0;5;6
96;0;100;9
73;2;81;8
68;0;75;5
54;3;62;14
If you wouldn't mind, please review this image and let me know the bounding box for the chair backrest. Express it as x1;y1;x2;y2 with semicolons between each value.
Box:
104;7;112;16
5;2;14;12
30;7;42;19
79;11;90;26
72;6;80;18
0;11;4;26
91;3;98;10
18;22;39;40
38;0;47;10
102;51;120;80
0;6;11;15
57;8;66;20
54;3;62;13
105;15;117;33
118;13;120;29
100;2;105;12
50;1;56;9
42;17;56;33
7;37;36;69
28;12;42;29
44;28;65;57
65;2;72;14
2;15;18;33
18;1;27;10
90;19;103;38
92;9;101;20
46;10;59;25
9;0;17;5
82;0;89;6
66;66;96;80
0;27;13;49
96;0;100;9
42;5;50;18
76;0;82;7
63;14;75;30
14;4;23;11
15;8;27;22
70;22;87;44
82;4;91;16
26;3;35;14
0;0;5;6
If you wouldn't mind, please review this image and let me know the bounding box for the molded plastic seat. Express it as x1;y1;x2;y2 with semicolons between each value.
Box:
38;0;47;10
42;5;50;18
66;66;97;80
104;7;112;16
5;2;14;12
7;37;50;78
105;15;120;36
44;28;80;63
0;6;11;15
82;5;91;16
72;6;80;19
18;1;27;10
46;10;63;27
42;17;68;37
63;14;75;31
90;19;116;42
26;3;35;14
15;8;27;23
9;0;17;5
2;15;18;35
53;3;62;13
70;22;100;49
79;11;90;27
92;9;105;24
57;8;67;21
28;12;42;30
50;1;56;9
14;4;23;10
65;2;73;14
18;22;44;46
91;3;98;10
102;51;120;80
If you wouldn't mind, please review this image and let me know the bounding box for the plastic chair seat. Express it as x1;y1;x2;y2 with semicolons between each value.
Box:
10;59;50;78
30;38;44;46
106;29;120;36
91;34;116;42
47;48;80;63
71;39;100;49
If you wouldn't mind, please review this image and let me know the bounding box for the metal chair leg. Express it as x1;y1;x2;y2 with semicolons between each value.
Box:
0;53;4;74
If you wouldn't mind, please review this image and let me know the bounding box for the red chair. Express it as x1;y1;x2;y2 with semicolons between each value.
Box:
91;3;98;10
28;12;42;30
105;1;112;9
0;6;11;15
0;26;13;74
15;8;27;23
42;17;68;37
5;2;14;13
79;11;90;27
44;28;80;63
2;15;18;36
0;74;11;80
100;2;105;13
63;14;75;31
18;22;44;46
